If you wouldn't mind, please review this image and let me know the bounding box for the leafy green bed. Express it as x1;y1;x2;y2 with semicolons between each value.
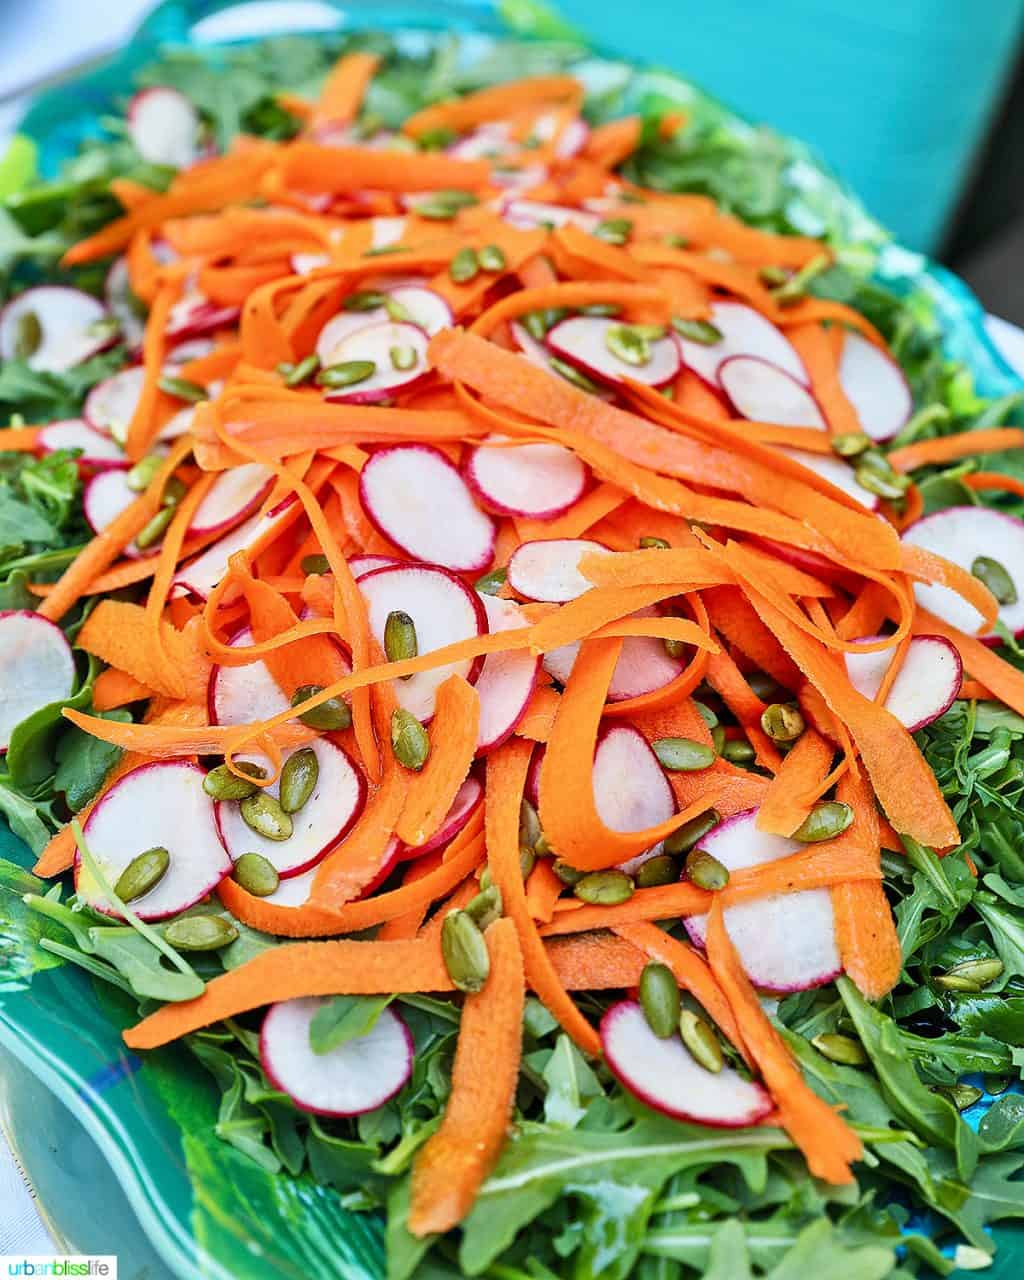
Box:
2;23;1024;1280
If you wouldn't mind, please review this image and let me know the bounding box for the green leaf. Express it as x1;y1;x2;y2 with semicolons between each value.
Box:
538;1032;603;1129
308;993;394;1054
974;895;1024;979
0;858;64;988
979;1094;1024;1154
89;927;205;1002
0;569;36;610
0;136;37;200
702;1220;752;1280
53;708;130;811
0;775;57;852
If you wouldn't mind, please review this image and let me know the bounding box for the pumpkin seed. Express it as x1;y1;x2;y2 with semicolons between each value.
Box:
475;566;507;595
548;356;601;393
465;883;503;931
635;853;679;888
301;553;330;576
240;793;293;842
417;127;457;151
933;973;983;993
441;909;490;992
664;233;689;249
158;374;207;403
14;310;42;359
417;189;479;220
317;360;376;389
344;290;387;312
578;303;621;318
663;634;688;660
385;297;412;322
760;702;805;743
854;465;910;503
279;747;319;814
671;317;722;345
519;798;542;853
233;852;280;897
663;808;721;856
652;736;716;772
685;847;729;891
746;672;787;703
791;801;853;843
694;700;719;728
384;609;418;665
811;1032;868;1066
291;684;352;730
164;914;239;952
944;956;1004;987
162;475;187;508
594;218;632;245
639;962;680;1038
449;247;480;284
710;725;726;754
552;859;584;886
284;354;320;387
639;535;670;549
573;869;634;905
134;505;174;550
758;265;789;288
391;708;430;770
972;555;1017;606
830;432;872;459
203;762;267;801
721;738;755;764
519;845;536;880
478;865;493;893
390;345;418;372
126;453;164;493
478;243;507;272
113;846;169;903
604;323;651;368
679;1009;724;1073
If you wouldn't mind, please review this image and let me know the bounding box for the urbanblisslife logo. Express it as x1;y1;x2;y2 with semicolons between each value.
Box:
3;1260;116;1278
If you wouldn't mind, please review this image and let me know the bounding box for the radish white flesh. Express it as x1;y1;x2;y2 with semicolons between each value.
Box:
0;612;76;751
398;774;483;858
187;463;273;537
901;506;1024;638
316;309;388;364
465;435;588;519
719;356;826;429
323;321;430;404
601;1000;772;1127
164;337;214;369
507;538;610;602
531;111;589;159
128;87;200;169
839;330;912;442
156;405;198;442
449;123;515;162
40;420;126;469
292;251;330;276
261;865;317;907
546;315;681;388
777;447;879;511
84;367;145;442
78;761;231;921
371;216;407;249
216;738;366;877
172;508;285;600
359;444;495;573
105;257;145;350
502;199;598;233
677;300;806;390
684;809;840;992
358;563;486;721
208;627;293;727
349;554;402;579
474;594;539;752
261;999;412;1117
0;287;110;373
165;289;239;340
491;163;548;192
83;470;145;556
844;633;962;731
511;320;555;371
590;725;675;876
543;606;685;702
386;286;452;337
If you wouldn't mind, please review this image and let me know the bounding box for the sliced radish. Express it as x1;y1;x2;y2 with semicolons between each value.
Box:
40;420;126;469
208;627;292;727
156;405;198;442
676;300;806;390
128;87;200;169
216;738;365;878
0;287;111;373
83;470;145;556
684;809;840;992
507;538;610;602
543;606;685;702
546;315;680;388
292;251;331;276
385;286;452;337
777;447;879;511
531;111;589;159
359;444;495;573
261;999;412;1117
105;257;145;350
591;725;675;876
465;435;588;519
449;123;515;162
510;320;555;371
601;1000;772;1127
901;507;1024;638
0;612;76;751
719;356;826;429
164;336;214;368
349;554;403;579
474;594;539;753
165;288;239;341
839;331;912;442
260;865;318;907
371;216;407;250
397;775;483;859
358;563;486;721
187;463;273;537
321;321;430;404
502;199;598;233
77;761;231;921
491;163;548;192
172;508;284;600
844;634;962;731
525;745;544;810
84;367;145;442
316;309;387;364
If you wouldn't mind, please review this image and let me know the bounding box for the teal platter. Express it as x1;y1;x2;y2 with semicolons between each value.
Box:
1;2;1023;1277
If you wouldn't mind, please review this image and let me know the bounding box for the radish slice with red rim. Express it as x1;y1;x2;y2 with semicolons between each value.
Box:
359;444;495;573
165;288;239;340
84;367;145;442
776;447;879;510
77;761;231;921
260;865;317;907
187;463;274;537
510;320;555;371
0;611;76;751
901;506;1024;638
844;634;962;731
525;745;544;810
156;405;199;442
322;321;430;404
546;315;680;388
83;470;146;556
502;199;598;233
683;808;841;992
491;163;548;192
172;508;286;600
216;738;366;877
839;331;912;442
358;563;486;721
448;123;515;162
591;725;675;876
397;774;483;859
349;554;403;579
163;336;215;369
385;286;452;336
719;356;826;429
260;999;413;1117
105;257;145;350
677;300;807;389
530;111;589;158
208;627;292;726
40;420;126;469
601;1000;772;1127
0;287;112;373
507;538;610;602
128;87;200;168
543;606;685;702
465;436;588;520
474;594;539;753
316;309;387;364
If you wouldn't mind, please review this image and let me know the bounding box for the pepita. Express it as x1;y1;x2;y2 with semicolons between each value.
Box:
441;908;490;992
13;311;42;360
384;609;418;664
678;1009;724;1073
301;553;331;576
635;853;679;888
605;323;651;368
291;684;352;731
652;736;716;772
639;535;670;550
519;798;542;853
478;243;507;272
449;247;480;284
552;859;584;886
685;847;729;891
164;914;239;952
791;801;853;843
203;762;267;801
594;218;632;245
934;1083;984;1112
233;852;280;897
157;374;207;403
933;973;983;993
240;793;293;842
279;747;319;814
284;354;320;387
721;738;755;764
465;884;503;931
830;432;872;459
389;345;418;372
317;360;376;389
971;555;1017;606
760;702;805;743
344;290;387;312
126;453;164;493
113;846;169;903
811;1032;868;1066
548;356;601;393
573;869;634;905
663;808;720;856
671;317;722;345
519;845;536;881
391;708;430;770
943;956;1004;987
134;505;174;550
854;465;910;503
639;962;681;1038
475;566;507;595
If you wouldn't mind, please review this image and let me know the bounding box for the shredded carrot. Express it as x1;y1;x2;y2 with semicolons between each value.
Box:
756;730;837;837
91;667;155;711
313;52;379;128
401;76;581;138
396;676;480;848
888;428;1024;473
525;857;565;923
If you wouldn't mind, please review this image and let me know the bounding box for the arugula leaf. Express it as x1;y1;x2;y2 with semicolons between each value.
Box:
90;927;205;1002
0;348;124;423
0;776;58;851
53;708;130;811
0;858;64;988
309;994;395;1054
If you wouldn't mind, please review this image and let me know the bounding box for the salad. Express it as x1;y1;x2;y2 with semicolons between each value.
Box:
3;22;1024;1280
